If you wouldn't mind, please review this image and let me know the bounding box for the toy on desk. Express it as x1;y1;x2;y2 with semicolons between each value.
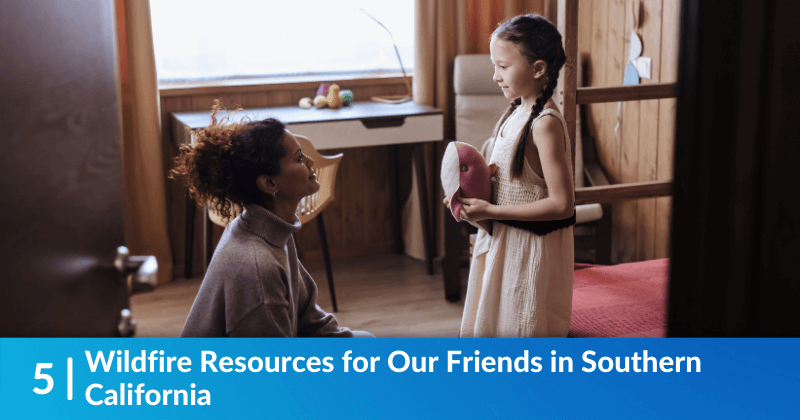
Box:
440;141;497;222
316;82;330;97
313;95;327;109
326;84;343;109
340;89;353;106
301;83;347;110
298;97;313;109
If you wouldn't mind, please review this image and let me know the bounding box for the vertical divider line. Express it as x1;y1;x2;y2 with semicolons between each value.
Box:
67;357;73;400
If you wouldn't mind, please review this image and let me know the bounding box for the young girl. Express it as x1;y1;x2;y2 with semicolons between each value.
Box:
451;14;574;337
171;102;355;337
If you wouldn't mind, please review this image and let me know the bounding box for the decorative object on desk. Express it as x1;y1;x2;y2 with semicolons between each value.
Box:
313;95;327;109
298;97;313;109
340;89;353;106
326;83;343;109
360;8;412;104
440;141;496;222
316;82;330;97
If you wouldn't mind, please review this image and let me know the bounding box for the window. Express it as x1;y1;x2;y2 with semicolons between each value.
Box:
149;0;414;84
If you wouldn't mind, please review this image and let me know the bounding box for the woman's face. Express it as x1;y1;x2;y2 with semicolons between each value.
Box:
490;36;539;100
273;130;319;200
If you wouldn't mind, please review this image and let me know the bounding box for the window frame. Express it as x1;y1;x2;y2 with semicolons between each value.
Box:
157;71;412;98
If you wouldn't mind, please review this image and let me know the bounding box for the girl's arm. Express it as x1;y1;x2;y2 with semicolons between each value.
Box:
443;194;493;234
459;115;574;222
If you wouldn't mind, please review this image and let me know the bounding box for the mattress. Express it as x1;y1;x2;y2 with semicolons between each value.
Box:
569;259;669;337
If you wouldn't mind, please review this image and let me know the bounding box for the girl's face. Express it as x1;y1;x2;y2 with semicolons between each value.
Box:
273;130;319;199
490;36;541;100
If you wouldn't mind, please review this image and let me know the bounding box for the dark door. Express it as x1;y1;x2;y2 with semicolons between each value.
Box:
669;0;800;336
0;0;131;336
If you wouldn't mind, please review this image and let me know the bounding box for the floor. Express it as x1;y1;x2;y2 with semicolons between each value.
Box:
130;254;469;338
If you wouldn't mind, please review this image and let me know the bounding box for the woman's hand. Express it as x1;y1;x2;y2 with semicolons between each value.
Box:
457;197;494;222
443;194;452;209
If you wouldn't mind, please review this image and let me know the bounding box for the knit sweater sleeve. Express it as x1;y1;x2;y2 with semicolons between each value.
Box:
226;260;296;337
296;262;354;337
228;303;293;337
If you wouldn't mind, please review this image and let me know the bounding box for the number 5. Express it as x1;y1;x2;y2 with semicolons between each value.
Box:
33;363;53;395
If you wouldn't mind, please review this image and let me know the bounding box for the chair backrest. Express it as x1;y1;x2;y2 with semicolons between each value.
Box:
203;134;343;227
454;54;510;150
295;134;343;225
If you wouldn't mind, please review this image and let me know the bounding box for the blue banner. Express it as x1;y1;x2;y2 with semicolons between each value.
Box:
1;338;797;419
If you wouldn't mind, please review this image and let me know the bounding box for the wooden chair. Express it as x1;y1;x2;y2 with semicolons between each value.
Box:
186;134;344;312
294;135;343;312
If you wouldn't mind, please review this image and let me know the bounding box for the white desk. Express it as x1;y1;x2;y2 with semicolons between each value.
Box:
171;101;444;280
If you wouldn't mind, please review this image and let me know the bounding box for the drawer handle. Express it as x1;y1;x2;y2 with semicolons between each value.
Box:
360;117;406;129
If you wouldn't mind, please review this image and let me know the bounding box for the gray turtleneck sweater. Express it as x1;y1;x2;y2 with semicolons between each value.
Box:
181;204;353;337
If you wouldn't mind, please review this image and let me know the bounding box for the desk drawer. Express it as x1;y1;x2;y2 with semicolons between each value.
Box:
286;114;443;150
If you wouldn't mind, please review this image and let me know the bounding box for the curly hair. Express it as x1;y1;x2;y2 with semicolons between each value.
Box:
169;100;287;222
490;14;567;179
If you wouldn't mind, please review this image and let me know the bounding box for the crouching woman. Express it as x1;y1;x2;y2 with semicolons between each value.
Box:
171;104;353;337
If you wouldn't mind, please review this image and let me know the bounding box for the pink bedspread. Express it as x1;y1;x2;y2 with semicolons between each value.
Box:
569;259;669;337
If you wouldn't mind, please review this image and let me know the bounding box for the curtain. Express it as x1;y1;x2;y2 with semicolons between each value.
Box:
116;0;173;284
404;0;553;259
401;0;464;260
467;0;557;54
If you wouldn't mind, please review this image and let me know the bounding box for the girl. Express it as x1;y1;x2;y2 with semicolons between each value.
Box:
450;14;574;337
172;102;354;337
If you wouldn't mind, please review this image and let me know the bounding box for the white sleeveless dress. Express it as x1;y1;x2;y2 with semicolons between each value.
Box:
460;108;574;337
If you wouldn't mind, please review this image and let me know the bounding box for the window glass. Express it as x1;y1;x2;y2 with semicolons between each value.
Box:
149;0;415;83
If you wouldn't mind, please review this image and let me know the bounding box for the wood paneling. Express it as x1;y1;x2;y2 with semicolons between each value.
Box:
578;0;680;263
656;0;679;258
161;79;409;279
605;0;626;192
465;0;551;55
615;0;641;263
635;0;662;261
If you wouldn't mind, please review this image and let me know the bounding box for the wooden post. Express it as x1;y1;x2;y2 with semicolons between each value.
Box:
557;0;578;172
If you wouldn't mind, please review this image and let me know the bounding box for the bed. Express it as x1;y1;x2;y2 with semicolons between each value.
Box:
569;259;669;337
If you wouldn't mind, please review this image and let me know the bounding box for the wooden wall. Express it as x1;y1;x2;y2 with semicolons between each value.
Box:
577;0;680;263
159;78;411;278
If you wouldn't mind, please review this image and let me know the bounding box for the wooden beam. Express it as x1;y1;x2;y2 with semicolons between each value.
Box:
557;0;578;172
575;180;672;205
576;82;677;104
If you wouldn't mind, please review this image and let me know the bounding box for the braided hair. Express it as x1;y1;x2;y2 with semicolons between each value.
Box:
490;14;567;179
169;100;287;222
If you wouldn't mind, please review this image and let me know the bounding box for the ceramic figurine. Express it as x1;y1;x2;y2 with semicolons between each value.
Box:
316;82;330;97
313;95;327;109
326;84;343;109
299;97;313;109
340;89;353;106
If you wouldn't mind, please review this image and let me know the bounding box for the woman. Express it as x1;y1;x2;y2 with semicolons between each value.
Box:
172;102;354;337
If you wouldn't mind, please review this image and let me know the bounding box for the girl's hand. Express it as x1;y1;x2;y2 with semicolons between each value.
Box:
443;194;452;209
458;197;493;222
